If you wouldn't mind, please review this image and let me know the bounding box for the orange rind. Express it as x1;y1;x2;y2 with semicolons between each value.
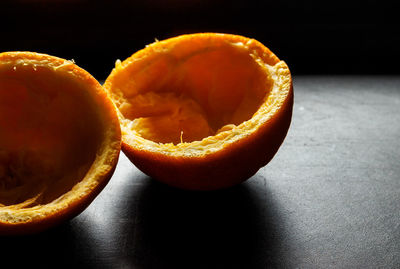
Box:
104;33;293;190
0;52;121;234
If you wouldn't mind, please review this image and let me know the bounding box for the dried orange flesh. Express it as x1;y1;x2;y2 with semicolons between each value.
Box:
0;53;121;229
106;34;289;155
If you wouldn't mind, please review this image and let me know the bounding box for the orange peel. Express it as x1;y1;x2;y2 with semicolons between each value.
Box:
104;33;293;190
0;52;121;234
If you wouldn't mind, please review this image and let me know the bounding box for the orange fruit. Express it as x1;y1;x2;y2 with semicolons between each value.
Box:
0;52;121;235
104;33;293;190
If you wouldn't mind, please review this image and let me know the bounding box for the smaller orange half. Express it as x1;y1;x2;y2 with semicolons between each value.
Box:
0;52;121;235
104;33;293;190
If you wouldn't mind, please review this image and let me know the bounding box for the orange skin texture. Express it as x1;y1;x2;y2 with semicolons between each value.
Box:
0;52;121;235
105;33;293;190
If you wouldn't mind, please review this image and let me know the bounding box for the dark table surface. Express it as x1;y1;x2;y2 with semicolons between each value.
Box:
1;76;399;268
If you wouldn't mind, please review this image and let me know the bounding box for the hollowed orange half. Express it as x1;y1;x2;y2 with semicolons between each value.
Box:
0;52;121;235
104;33;293;190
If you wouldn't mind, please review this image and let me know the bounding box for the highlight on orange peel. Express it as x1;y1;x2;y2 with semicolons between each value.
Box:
0;52;121;235
104;33;293;190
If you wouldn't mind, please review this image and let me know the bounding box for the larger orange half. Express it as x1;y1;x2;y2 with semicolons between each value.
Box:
104;33;293;190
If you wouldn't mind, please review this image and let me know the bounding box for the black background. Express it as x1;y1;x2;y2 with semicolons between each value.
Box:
1;0;399;80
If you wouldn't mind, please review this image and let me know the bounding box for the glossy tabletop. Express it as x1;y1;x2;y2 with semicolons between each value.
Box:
1;76;399;268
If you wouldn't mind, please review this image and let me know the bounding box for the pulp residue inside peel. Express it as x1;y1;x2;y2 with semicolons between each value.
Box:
113;41;273;145
0;63;102;208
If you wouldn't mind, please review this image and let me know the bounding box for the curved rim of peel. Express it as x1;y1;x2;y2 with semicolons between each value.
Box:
104;33;293;190
0;52;121;234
